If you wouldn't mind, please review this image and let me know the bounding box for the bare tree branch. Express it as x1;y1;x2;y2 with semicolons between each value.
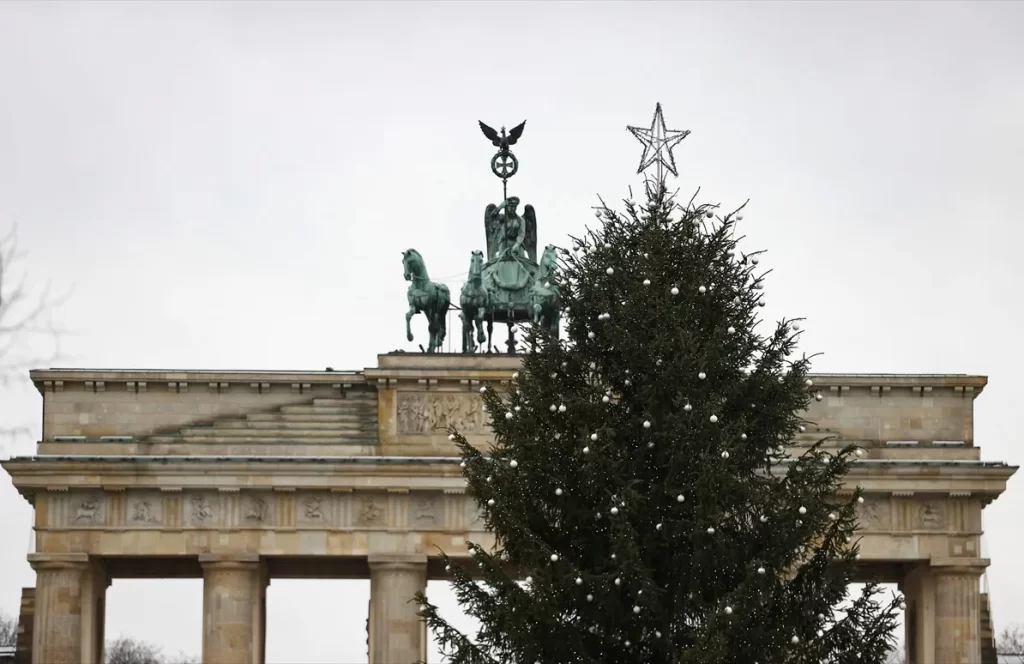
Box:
0;225;72;450
999;624;1024;663
0;610;16;648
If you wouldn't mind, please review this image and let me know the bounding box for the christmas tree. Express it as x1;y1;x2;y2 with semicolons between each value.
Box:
417;114;901;663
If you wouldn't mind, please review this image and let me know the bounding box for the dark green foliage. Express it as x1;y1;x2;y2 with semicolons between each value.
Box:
416;182;901;663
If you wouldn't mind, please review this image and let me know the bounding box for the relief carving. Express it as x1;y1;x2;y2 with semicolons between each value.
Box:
397;392;486;435
304;496;324;521
917;501;946;530
357;495;385;526
245;496;268;523
129;499;159;524
73;496;103;525
857;499;891;531
413;495;438;525
190;495;215;525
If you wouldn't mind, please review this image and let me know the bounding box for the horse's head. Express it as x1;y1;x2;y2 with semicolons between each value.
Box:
402;249;423;282
540;245;559;277
468;250;484;276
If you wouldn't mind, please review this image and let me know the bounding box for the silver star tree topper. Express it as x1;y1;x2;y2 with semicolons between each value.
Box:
627;102;690;181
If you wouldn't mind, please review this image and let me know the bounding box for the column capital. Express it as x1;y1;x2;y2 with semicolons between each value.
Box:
28;552;90;571
368;553;428;570
196;553;260;573
929;557;989;575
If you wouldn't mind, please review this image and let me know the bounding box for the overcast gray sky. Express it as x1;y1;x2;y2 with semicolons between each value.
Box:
1;1;1022;661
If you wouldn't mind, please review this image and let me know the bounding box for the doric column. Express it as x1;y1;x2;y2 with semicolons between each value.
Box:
368;554;428;664
28;553;106;664
903;559;985;664
200;554;267;664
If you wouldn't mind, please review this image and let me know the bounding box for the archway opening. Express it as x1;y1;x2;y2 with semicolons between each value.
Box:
265;578;370;664
104;577;202;663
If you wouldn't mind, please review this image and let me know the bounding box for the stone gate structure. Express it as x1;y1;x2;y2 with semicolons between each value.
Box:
1;354;1016;664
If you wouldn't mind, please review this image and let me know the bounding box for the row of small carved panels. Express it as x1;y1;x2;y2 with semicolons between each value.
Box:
45;490;975;535
856;496;980;533
42;380;370;395
45;490;486;532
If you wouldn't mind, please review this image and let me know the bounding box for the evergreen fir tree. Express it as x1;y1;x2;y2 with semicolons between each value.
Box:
416;180;902;663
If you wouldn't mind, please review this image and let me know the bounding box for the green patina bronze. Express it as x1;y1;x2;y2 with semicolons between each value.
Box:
402;249;450;353
403;119;561;354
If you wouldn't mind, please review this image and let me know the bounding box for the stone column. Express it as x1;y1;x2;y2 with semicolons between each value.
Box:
28;553;105;664
903;559;985;664
368;554;428;664
200;554;267;664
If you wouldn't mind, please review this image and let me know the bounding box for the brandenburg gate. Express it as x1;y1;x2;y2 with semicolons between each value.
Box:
1;355;1016;663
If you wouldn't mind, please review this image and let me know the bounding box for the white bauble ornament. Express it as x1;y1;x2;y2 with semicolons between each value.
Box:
858;496;865;504
487;499;495;506
526;576;532;584
479;386;487;393
759;515;768;523
610;507;619;515
602;395;610;403
655;631;662;638
757;566;765;575
588;331;595;339
550;554;559;562
752;257;759;265
791;636;799;644
829;512;837;520
799;506;807;515
643;420;651;429
856;448;864;457
633;606;641;614
583;446;590;454
558;404;566;413
624;379;631;386
805;378;813;386
512;372;519;379
514;405;521;412
656;522;663;530
606;267;614;275
741;433;748;440
590;433;598;441
510;460;518;468
614;577;621;586
707;527;716;534
698;285;707;294
698;371;707;380
555;488;563;496
549;404;557;412
710;415;718;423
448;433;455;441
677;494;685;503
643;278;651;286
724;606;733;615
815;392;823;401
575;577;583;585
603;243;611;249
586;594;594;602
728;326;736;334
684;403;692;412
721;451;730;459
505;412;513;420
671;286;680;295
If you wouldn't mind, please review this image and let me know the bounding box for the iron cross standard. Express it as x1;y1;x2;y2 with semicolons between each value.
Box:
627;102;690;181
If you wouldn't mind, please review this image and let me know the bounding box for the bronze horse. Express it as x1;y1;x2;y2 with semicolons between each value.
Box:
459;250;491;353
403;249;450;353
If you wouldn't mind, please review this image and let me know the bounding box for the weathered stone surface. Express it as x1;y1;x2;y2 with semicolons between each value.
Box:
3;358;1016;664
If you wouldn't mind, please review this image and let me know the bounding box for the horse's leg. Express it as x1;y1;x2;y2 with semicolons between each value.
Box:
405;305;416;343
475;305;486;345
486;317;494;354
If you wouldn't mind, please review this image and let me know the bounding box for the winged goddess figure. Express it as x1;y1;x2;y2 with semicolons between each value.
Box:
478;120;526;154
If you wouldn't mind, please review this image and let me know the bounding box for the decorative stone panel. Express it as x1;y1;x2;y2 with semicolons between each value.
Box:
396;392;486;435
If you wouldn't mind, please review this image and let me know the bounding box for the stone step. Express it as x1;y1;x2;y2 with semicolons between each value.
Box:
280;405;375;416
182;426;376;439
215;420;377;431
245;412;374;424
313;397;376;407
179;434;378;445
42;440;378;457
